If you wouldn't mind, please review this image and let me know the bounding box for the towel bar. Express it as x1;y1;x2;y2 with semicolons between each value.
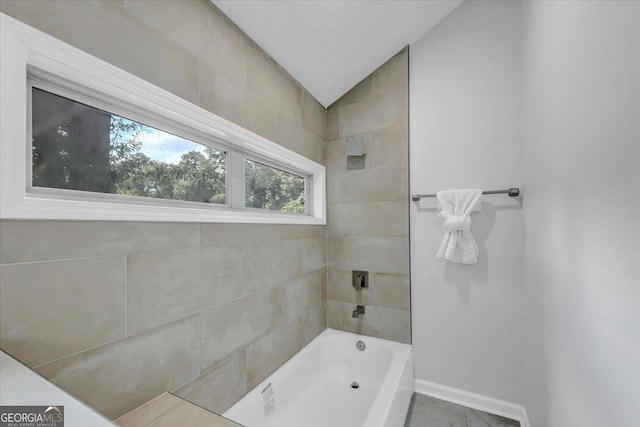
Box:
411;188;520;202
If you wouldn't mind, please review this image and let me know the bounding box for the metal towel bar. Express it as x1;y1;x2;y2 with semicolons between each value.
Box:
411;188;520;202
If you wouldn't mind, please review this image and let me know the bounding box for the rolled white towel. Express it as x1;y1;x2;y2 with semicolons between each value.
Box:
436;189;483;264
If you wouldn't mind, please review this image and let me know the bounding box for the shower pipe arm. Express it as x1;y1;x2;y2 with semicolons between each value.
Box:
411;187;520;202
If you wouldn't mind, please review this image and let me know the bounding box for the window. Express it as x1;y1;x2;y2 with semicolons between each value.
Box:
31;87;228;206
0;14;325;224
245;159;305;213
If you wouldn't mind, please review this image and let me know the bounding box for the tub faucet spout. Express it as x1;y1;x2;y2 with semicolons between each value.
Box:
352;305;365;318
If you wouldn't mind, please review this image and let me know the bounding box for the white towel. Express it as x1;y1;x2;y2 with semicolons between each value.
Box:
436;189;483;264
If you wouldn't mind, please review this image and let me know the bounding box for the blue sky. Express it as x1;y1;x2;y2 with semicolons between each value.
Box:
137;127;206;164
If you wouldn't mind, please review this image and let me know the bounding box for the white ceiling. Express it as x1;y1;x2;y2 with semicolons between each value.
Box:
213;0;463;108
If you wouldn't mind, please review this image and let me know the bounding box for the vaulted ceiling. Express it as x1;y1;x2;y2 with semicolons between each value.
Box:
213;0;463;107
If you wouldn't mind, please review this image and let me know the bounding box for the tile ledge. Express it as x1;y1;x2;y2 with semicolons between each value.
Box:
116;392;241;427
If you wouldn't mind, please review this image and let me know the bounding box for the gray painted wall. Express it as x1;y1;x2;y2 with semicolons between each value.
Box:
522;1;640;426
0;0;327;420
410;0;525;404
410;1;639;425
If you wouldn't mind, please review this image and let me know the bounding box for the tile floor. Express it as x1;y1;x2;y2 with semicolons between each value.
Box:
404;393;520;427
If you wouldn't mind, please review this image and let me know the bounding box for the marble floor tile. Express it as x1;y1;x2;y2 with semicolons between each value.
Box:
468;409;520;427
404;394;468;427
404;393;520;427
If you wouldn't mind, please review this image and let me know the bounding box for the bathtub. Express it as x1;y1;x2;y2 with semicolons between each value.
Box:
224;328;414;427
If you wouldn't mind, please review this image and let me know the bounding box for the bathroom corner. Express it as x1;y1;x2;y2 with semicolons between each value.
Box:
326;47;411;344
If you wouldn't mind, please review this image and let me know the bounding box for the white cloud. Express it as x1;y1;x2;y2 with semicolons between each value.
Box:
138;128;206;164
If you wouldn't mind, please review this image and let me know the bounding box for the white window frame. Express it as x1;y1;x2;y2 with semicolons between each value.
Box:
0;14;326;224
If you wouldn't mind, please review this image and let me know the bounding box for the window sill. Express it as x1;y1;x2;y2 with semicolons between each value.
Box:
3;194;325;224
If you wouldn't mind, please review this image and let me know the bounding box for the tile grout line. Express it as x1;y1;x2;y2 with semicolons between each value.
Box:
31;313;200;371
198;310;204;375
0;253;129;268
0;237;202;267
186;266;328;372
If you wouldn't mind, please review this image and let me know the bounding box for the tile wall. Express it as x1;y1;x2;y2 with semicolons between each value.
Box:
326;49;411;344
0;0;326;420
0;0;412;420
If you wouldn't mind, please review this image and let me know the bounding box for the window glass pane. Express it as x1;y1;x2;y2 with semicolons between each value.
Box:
31;87;227;204
245;159;305;213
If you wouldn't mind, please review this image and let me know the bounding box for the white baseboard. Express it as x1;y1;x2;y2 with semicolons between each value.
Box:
414;379;530;427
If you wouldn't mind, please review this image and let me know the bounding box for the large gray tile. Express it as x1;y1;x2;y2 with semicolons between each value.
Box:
373;273;410;311
0;256;126;367
127;246;246;334
246;320;302;390
274;225;326;241
338;90;408;138
279;270;324;325
116;393;184;427
302;238;327;273
246;240;302;294
341;304;411;344
0;221;199;264
126;0;246;85
174;351;247;415
371;49;409;98
327;108;339;142
371;128;409;168
278;113;324;163
0;0;199;103
302;302;327;347
200;288;279;371
198;64;248;128
327;238;343;270
315;136;327;165
327;269;373;305
327;166;408;204
328;204;372;237
329;77;372;109
301;90;326;140
148;399;241;427
195;53;255;131
37;315;200;420
200;223;277;247
333;237;410;275
327;300;343;330
245;92;280;143
372;202;409;237
319;267;328;302
245;42;301;122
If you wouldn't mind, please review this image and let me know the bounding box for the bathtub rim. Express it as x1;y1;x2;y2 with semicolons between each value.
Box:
224;327;413;427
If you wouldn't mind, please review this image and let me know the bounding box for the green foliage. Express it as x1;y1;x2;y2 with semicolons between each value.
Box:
31;89;303;212
112;145;226;204
282;194;306;213
245;160;305;212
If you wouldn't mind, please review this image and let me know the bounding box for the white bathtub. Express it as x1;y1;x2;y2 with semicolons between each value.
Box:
224;328;414;427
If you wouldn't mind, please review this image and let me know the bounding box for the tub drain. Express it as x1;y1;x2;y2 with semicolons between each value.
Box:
351;381;360;389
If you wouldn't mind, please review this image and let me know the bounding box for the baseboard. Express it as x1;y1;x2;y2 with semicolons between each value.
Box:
414;379;530;427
